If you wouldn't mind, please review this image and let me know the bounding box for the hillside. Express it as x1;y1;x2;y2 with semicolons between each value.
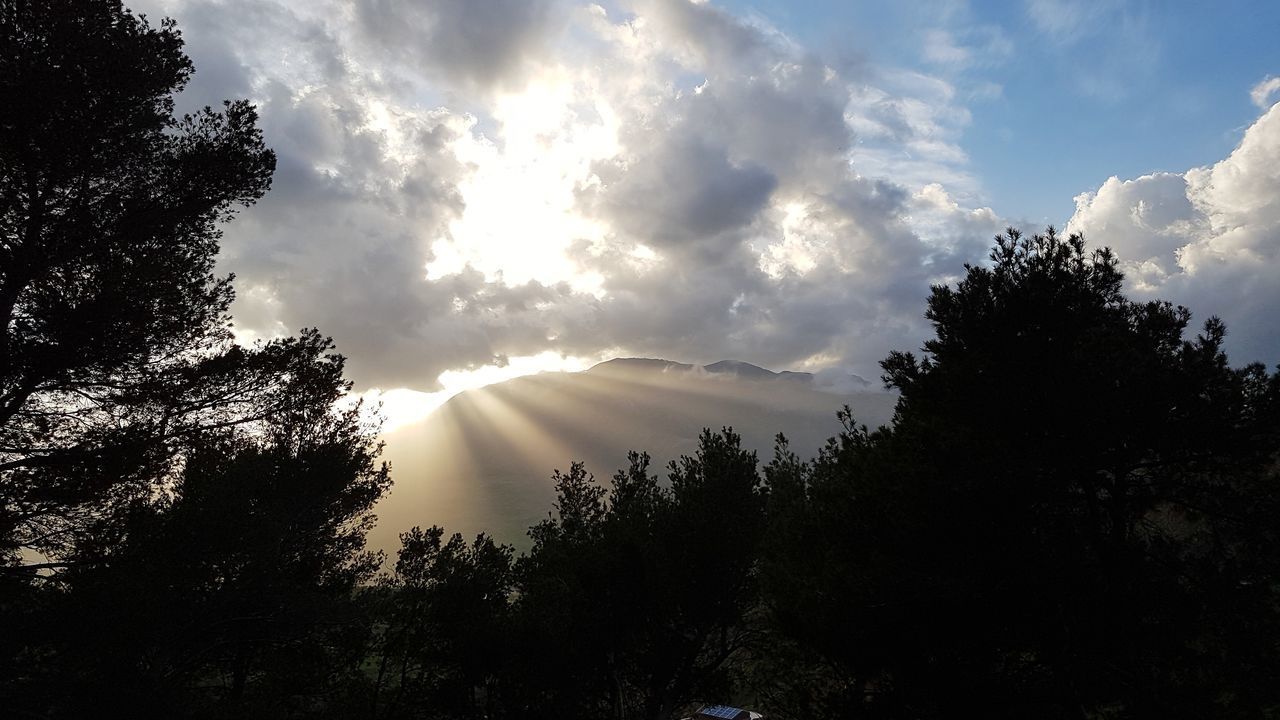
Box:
372;359;896;550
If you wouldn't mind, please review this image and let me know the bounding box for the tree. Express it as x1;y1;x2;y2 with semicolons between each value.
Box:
762;229;1280;718
0;0;276;567
4;333;392;718
0;4;397;716
509;431;766;720
368;526;514;719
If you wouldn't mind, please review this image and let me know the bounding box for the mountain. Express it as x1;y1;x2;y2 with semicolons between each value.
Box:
700;359;780;379
372;359;895;551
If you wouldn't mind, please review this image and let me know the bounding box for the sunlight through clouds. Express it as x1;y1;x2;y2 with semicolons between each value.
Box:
426;78;619;293
361;351;594;431
152;0;1016;398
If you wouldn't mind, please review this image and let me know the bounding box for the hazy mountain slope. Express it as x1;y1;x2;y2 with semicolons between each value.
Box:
372;359;896;551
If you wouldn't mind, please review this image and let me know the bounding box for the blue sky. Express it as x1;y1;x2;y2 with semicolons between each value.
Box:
722;0;1280;225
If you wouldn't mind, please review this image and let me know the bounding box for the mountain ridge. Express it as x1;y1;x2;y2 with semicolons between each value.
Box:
374;357;894;551
586;356;870;388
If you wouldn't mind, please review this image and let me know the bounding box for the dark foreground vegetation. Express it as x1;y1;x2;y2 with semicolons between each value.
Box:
3;3;1279;718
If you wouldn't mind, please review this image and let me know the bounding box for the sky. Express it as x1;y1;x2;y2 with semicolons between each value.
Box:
130;0;1280;427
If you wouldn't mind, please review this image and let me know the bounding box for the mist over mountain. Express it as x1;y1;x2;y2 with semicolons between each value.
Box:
373;358;893;550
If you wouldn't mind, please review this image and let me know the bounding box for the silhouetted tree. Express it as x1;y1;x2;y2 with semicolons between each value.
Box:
368;526;514;719
761;228;1280;718
0;0;275;568
0;3;397;717
6;334;391;718
508;431;766;720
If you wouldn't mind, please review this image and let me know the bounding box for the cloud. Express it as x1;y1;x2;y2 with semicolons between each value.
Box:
1065;172;1200;288
553;0;1000;373
353;0;562;91
921;26;1013;70
845;70;979;194
586;135;777;252
923;29;971;66
1068;101;1280;365
155;0;1004;390
1025;0;1109;42
1252;75;1280;110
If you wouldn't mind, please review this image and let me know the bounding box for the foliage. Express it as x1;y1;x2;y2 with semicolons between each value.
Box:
760;229;1280;718
505;434;765;720
0;0;276;566
17;359;390;717
368;526;514;719
0;3;389;718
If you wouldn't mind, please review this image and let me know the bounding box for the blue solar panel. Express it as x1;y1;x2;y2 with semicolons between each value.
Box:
699;706;745;720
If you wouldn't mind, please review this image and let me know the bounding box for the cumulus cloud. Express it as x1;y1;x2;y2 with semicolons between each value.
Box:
1068;100;1280;365
1065;173;1200;288
554;0;1002;372
152;0;1005;390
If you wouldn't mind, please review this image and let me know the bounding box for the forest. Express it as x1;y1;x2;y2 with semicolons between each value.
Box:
2;3;1279;719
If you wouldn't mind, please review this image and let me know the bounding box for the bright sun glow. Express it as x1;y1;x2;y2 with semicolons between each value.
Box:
360;351;594;432
425;76;619;294
760;200;821;278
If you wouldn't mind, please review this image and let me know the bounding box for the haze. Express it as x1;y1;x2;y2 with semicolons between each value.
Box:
374;359;896;550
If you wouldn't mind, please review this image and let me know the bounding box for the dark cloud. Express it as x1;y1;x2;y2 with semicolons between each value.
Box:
354;0;561;90
634;0;773;73
585;135;777;251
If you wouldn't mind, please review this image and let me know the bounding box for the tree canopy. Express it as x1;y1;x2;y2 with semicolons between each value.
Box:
1;3;390;716
761;229;1280;718
0;0;279;567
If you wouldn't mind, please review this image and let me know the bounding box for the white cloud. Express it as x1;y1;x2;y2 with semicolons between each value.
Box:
921;25;1013;71
1068;101;1280;364
1025;0;1106;41
923;29;971;66
1067;173;1200;285
1251;75;1280;110
361;351;591;431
